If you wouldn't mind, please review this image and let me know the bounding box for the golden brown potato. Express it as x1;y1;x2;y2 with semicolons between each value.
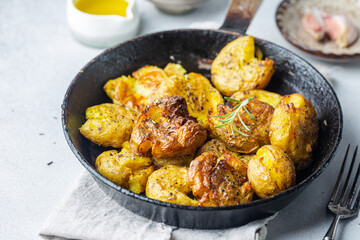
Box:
95;142;154;193
146;165;198;206
247;145;296;199
104;66;168;111
149;72;224;130
152;152;195;169
269;93;319;170
196;139;254;165
104;64;223;130
128;166;155;194
231;89;282;108
130;96;207;159
79;103;137;148
163;63;187;76
208;99;274;154
189;152;253;206
211;36;275;96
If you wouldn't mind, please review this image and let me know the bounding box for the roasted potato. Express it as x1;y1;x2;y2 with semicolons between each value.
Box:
152;152;195;169
208;99;274;154
247;145;296;199
95;141;154;194
163;63;187;76
130;96;207;159
104;66;168;111
79;103;137;148
104;64;223;130
196;139;254;165
211;36;275;96
144;70;224;130
128;166;155;194
146;165;198;206
189;152;253;206
231;89;282;108
269;93;319;170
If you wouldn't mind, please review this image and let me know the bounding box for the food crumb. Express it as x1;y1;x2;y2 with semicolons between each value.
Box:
324;120;327;126
53;116;58;120
11;109;14;112
39;133;45;136
80;70;83;73
169;55;175;61
53;142;56;144
288;71;295;77
47;161;53;166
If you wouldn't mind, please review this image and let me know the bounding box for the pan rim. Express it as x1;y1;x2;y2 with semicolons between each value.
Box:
62;28;343;211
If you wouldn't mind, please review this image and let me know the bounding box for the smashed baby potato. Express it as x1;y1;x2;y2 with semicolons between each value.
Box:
146;165;198;206
211;36;275;96
231;89;282;108
79;103;137;148
189;152;253;206
196;139;254;165
247;145;296;199
163;63;187;76
104;66;168;111
208;99;274;154
152;152;195;169
104;63;223;130
148;73;224;130
95;142;154;194
130;96;207;159
269;94;319;170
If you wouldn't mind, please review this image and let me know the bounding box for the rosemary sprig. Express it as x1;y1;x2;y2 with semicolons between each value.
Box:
210;97;255;137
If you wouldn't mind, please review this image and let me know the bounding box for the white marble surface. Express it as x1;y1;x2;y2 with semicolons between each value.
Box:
0;0;359;239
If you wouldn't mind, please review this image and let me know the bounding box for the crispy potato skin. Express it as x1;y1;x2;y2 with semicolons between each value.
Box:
163;63;187;76
104;64;223;130
104;66;167;111
183;73;224;130
248;145;296;199
128;166;155;194
189;152;253;206
269;94;319;170
211;36;275;96
196;139;254;165
130;96;207;159
147;73;224;130
209;99;274;154
95;142;154;193
231;89;282;108
79;103;137;148
146;165;198;206
153;152;195;169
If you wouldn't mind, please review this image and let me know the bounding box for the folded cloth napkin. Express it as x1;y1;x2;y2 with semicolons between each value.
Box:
40;171;277;240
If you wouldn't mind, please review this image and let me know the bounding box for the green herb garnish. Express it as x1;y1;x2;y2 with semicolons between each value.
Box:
210;97;255;137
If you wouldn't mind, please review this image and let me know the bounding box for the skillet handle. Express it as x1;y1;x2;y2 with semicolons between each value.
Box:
220;0;263;34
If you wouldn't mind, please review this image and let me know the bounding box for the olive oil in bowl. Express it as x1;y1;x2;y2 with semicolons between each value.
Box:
75;0;129;17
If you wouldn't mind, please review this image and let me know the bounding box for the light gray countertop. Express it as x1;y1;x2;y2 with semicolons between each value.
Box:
0;0;359;239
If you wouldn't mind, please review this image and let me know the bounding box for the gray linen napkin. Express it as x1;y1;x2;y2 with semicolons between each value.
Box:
40;171;277;240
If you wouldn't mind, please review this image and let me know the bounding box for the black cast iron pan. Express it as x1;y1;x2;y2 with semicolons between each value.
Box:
62;0;343;229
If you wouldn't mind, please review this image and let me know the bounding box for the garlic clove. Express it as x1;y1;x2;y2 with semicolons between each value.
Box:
322;15;359;48
302;8;326;41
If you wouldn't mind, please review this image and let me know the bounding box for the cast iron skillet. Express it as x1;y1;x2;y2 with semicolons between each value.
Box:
62;0;343;229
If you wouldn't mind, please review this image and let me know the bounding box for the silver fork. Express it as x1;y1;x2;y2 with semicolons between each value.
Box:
323;145;360;240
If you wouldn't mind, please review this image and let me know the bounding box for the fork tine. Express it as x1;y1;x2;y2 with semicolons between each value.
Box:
352;184;360;211
339;146;358;206
347;147;360;207
330;145;351;204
